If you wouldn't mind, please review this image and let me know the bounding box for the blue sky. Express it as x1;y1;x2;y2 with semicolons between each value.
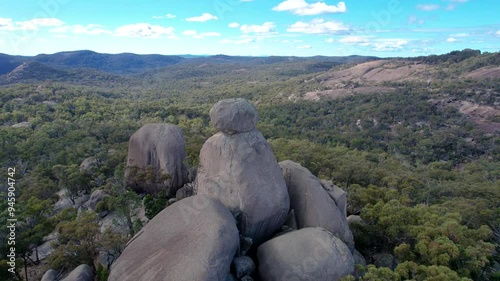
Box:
0;0;499;57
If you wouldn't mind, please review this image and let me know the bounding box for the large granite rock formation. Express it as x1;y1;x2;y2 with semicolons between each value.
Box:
108;195;239;281
257;227;354;281
195;99;289;245
279;160;354;251
125;123;188;196
209;98;258;135
61;264;93;281
320;179;348;218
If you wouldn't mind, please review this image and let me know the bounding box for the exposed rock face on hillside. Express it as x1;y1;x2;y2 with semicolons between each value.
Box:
108;195;239;281
279;160;354;251
195;98;290;245
125;123;188;196
462;66;500;79
257;227;354;281
3;61;66;83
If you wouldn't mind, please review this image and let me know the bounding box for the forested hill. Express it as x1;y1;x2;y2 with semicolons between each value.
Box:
0;51;185;75
0;49;498;280
0;50;378;75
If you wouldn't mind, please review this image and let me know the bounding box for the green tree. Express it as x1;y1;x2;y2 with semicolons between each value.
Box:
52;164;90;203
47;212;100;272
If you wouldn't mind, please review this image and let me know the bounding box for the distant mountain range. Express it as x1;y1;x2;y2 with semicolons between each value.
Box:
1;61;133;86
0;50;378;76
1;49;497;88
0;51;185;75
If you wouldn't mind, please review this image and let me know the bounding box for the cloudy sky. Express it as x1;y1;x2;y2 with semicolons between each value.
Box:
0;0;499;57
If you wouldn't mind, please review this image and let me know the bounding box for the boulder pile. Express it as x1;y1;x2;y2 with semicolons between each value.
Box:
109;98;361;281
279;160;354;251
195;98;290;245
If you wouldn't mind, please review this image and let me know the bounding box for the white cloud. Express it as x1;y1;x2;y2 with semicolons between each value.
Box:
229;22;240;28
446;37;457;42
19;18;64;28
240;22;276;34
182;30;197;36
115;23;175;38
451;33;468;37
339;36;408;51
220;38;255;44
154;14;176;19
0;18;13;30
1;17;64;31
287;19;349;34
202;32;221;37
496;30;500;36
325;38;334;43
372;39;408;51
416;4;440;11
297;44;312;49
183;30;220;39
186;13;218;22
50;24;111;35
339;36;369;44
273;0;346;15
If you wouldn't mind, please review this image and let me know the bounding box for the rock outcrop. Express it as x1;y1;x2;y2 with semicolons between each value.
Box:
125;123;188;196
108;195;239;281
231;256;256;278
79;156;98;175
108;99;362;280
85;189;108;211
320;180;348;218
11;121;31;128
209;98;258;135
195;99;290;245
257;227;354;281
347;215;363;226
279;160;354;250
176;183;194;201
61;264;93;281
41;269;57;281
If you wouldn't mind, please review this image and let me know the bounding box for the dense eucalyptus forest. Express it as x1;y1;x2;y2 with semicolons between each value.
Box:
0;49;498;280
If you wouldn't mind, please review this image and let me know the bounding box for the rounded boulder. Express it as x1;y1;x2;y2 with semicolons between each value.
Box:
125;123;188;196
108;195;239;281
61;264;93;281
41;269;57;281
279;160;354;251
195;130;290;245
257;227;354;281
210;98;258;135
